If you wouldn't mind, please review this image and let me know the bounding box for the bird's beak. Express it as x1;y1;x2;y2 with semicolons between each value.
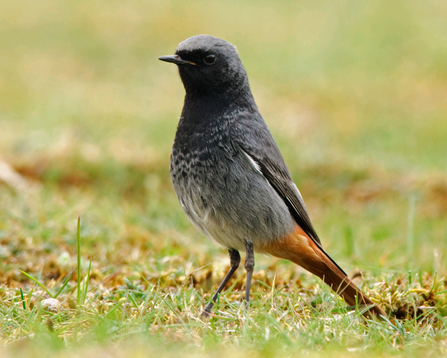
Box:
158;54;196;66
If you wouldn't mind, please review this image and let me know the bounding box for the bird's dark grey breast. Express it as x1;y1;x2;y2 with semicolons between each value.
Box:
170;116;294;251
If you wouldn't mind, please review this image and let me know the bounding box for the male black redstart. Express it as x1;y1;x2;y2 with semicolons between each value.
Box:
159;35;385;318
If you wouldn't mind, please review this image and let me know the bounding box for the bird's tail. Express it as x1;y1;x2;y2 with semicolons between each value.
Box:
262;226;386;318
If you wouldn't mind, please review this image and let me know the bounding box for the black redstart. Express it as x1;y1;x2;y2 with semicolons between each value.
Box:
159;35;385;318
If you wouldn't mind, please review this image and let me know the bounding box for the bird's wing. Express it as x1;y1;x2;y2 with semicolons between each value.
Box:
230;117;321;245
230;115;347;276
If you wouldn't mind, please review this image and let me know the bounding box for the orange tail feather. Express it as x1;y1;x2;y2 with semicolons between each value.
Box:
262;226;385;318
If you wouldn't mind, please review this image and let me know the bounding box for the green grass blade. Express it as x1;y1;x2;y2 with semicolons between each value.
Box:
19;270;54;298
128;293;141;316
82;260;92;304
54;271;73;298
20;287;26;309
103;302;123;320
77;216;82;306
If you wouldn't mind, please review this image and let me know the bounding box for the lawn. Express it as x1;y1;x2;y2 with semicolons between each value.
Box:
1;0;447;357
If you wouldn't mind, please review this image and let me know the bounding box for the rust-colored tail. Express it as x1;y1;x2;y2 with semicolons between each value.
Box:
262;226;386;318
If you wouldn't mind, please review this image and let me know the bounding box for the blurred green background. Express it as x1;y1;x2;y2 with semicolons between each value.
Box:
1;0;447;276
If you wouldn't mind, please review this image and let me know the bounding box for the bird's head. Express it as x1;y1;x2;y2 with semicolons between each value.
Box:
159;35;250;98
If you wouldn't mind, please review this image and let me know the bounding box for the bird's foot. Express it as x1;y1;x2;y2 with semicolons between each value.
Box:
200;303;214;319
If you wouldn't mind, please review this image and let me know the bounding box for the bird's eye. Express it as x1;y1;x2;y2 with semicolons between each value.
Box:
204;54;216;64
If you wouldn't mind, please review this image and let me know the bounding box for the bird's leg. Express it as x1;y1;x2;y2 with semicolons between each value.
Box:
244;241;254;308
201;249;240;318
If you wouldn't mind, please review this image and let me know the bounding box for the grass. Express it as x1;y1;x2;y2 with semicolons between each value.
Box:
1;0;447;356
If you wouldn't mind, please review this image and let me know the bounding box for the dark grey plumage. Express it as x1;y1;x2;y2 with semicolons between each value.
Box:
167;35;317;252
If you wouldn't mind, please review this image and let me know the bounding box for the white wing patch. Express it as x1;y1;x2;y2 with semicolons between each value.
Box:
292;183;311;217
241;149;262;174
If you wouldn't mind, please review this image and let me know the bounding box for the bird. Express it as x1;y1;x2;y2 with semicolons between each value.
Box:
159;35;385;319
